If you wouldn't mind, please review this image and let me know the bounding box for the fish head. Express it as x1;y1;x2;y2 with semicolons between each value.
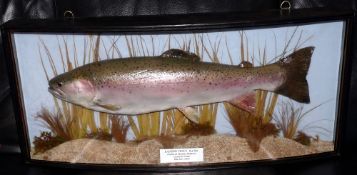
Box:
48;73;96;105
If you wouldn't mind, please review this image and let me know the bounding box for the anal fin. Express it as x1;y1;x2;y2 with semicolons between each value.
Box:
228;92;256;113
178;107;199;124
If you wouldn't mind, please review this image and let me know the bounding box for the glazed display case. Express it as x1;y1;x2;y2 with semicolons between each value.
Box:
1;9;353;171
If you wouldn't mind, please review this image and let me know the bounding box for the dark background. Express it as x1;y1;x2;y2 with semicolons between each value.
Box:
0;0;356;174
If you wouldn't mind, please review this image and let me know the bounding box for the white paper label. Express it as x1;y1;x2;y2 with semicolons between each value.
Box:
160;148;204;163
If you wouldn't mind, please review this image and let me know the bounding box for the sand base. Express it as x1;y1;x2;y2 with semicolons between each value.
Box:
32;135;333;165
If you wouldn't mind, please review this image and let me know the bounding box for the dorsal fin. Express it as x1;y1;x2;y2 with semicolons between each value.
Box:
160;49;200;62
238;61;253;68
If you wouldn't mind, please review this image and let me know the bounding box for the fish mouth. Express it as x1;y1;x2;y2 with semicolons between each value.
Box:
48;87;65;100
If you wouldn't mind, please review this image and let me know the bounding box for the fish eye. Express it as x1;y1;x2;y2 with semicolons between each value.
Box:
57;82;63;87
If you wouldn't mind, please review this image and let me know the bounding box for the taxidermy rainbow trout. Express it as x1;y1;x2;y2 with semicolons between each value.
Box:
49;47;314;123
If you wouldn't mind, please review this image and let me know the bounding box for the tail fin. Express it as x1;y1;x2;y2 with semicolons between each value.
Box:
274;47;315;103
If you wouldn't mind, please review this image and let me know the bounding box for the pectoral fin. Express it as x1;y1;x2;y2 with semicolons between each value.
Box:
228;92;256;113
178;107;199;124
94;100;120;111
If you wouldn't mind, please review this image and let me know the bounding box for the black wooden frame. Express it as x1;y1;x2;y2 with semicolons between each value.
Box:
1;8;354;172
